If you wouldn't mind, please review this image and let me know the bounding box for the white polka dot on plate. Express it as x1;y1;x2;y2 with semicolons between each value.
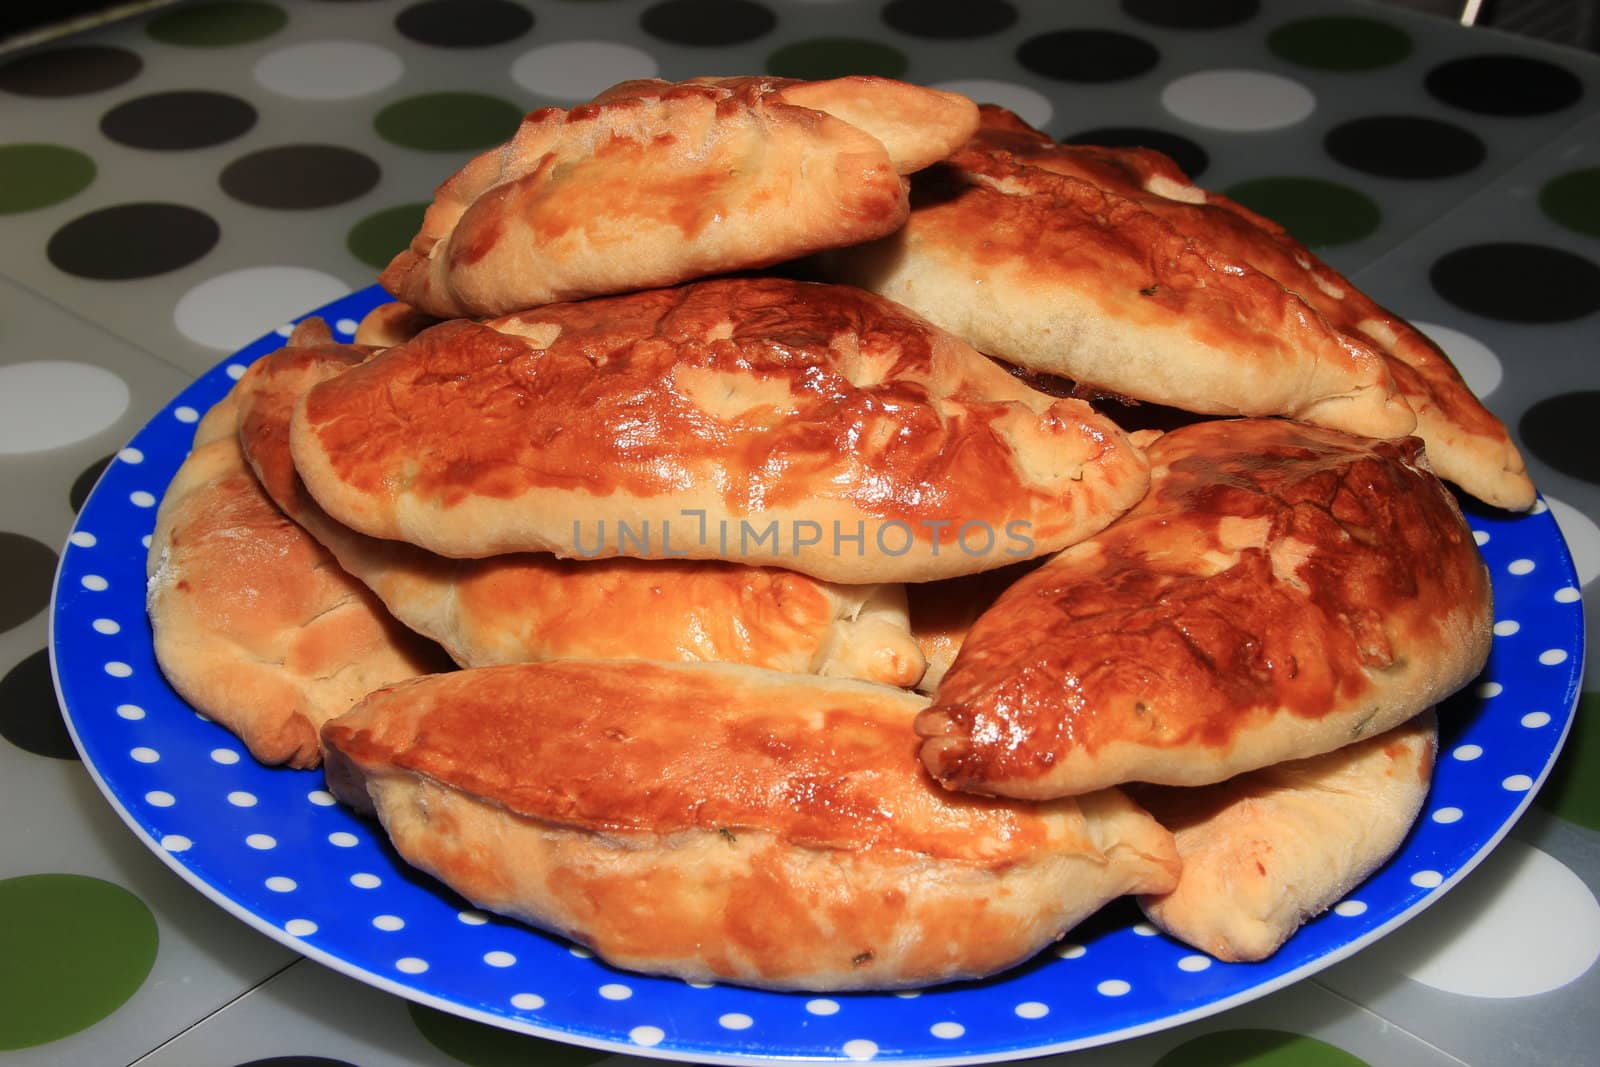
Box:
1055;943;1086;959
174;406;199;423
1178;955;1211;972
511;41;659;101
1433;806;1464;824
1494;620;1521;636
175;267;350;351
81;574;108;591
254;40;403;99
807;998;840;1016
334;318;358;335
1354;839;1600;997
484;951;516;968
70;532;98;548
118;447;143;463
1556;586;1581;603
246;833;276;850
931;1022;965;1039
1543;495;1599;586
1334;899;1367;917
1161;69;1315;131
1503;774;1534;792
0;361;130;454
265;876;297;892
458;910;489;925
328;831;358;848
285;918;317;936
1509;559;1536;576
128;490;155;508
116;704;144;720
599;983;632;1001
308;790;337;806
373;915;405;931
1412;321;1503;398
92;618;120;635
228;791;258;807
630;1025;665;1046
211;748;240;765
1097;979;1131;997
1453;744;1483;762
719;1013;753;1030
226;363;247;380
1540;649;1570;666
160;834;191;851
105;661;132;678
568;945;593;959
1476;680;1503;698
843;1039;879;1061
1411;869;1444;889
396;957;429;974
129;746;158;763
930;78;1052;129
1523;711;1552;728
1473;529;1490;546
512;992;545;1011
350;873;381;889
1015;1001;1049;1019
146;790;175;807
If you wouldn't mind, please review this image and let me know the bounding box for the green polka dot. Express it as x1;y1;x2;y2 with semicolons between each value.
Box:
1223;177;1381;249
376;93;525;153
1156;1029;1370;1067
0;874;159;1049
348;202;428;271
408;1003;610;1067
1537;690;1600;831
1540;168;1600;239
0;144;95;214
766;38;909;81
1267;16;1412;72
146;1;288;47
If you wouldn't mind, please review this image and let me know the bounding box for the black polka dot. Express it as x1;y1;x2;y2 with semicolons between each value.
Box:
1065;126;1208;180
0;650;78;761
100;90;257;151
48;204;219;280
0;45;142;98
1324;115;1484;180
1017;30;1159;83
1120;0;1258;30
1426;54;1582;116
1431;242;1600;324
1521;392;1600;486
220;145;380;210
71;455;114;514
0;534;57;635
881;0;1017;39
395;0;535;48
640;0;776;46
233;1059;362;1067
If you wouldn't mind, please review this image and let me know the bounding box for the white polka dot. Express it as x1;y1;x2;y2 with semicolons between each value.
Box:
1533;499;1549;514
91;618;120;635
1178;955;1212;972
484;950;516;968
1473;529;1491;546
630;1025;665;1046
511;41;659;101
70;531;98;548
1453;744;1483;762
686;980;715;989
599;983;632;1000
308;790;336;806
160;834;191;851
333;317;358;336
1509;558;1536;576
140;535;151;549
81;574;108;592
274;323;295;338
175;267;351;351
254;41;403;100
1357;840;1600;997
843;1039;879;1061
719;1013;753;1030
807;998;840;1016
0;361;130;454
458;909;489;925
1540;649;1570;666
228;791;258;807
1476;680;1503;698
1097;979;1131;997
1556;586;1582;603
226;363;247;380
129;745;158;763
1523;711;1552;728
1055;943;1087;959
1130;922;1158;937
512;993;545;1011
328;831;359;848
350;873;381;889
1544;496;1600;585
1503;774;1534;792
284;919;317;937
265;876;297;893
211;748;240;765
1433;806;1464;824
1334;899;1368;917
174;406;199;424
929;78;1052;129
1162;69;1315;132
116;704;145;720
893;990;921;999
396;957;429;974
1412;321;1503;398
246;833;276;850
568;945;593;959
129;490;155;508
1411;869;1444;889
146;790;175;807
931;1022;966;1039
373;914;405;931
1494;620;1521;636
1014;1001;1049;1019
105;661;132;678
118;447;143;464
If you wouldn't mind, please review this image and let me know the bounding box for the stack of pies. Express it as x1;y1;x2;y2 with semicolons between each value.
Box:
148;76;1514;989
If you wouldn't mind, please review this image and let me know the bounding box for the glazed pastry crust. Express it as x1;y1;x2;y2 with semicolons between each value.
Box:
320;660;1181;990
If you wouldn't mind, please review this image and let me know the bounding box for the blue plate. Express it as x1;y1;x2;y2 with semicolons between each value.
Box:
50;286;1585;1064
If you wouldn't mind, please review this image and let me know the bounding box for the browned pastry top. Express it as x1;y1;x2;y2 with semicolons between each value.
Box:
921;418;1492;796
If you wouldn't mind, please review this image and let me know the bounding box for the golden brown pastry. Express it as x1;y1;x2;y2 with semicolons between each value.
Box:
145;379;446;769
351;300;439;349
380;76;977;319
236;327;925;685
1136;710;1437;962
823;107;1419;445
289;278;1151;583
906;562;1037;693
920;418;1491;798
320;660;1181;990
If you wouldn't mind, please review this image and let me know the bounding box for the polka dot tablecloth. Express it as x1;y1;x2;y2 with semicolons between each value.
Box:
1;1;1597;1065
